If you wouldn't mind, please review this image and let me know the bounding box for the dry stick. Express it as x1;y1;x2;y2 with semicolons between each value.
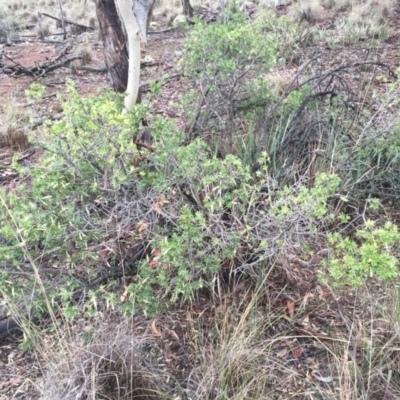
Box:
41;12;95;31
2;53;29;72
22;32;65;38
74;65;107;73
139;72;182;91
2;59;102;77
37;12;45;40
16;38;69;44
34;55;83;77
53;43;72;63
44;56;83;72
56;0;66;39
147;28;174;35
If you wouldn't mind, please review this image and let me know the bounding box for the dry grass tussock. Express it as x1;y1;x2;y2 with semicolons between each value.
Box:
40;315;179;400
0;98;30;151
27;279;400;399
290;0;395;27
1;0;97;33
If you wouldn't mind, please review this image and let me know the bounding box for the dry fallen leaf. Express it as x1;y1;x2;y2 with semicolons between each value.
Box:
293;346;303;359
166;328;179;341
120;285;129;302
287;299;295;319
312;372;333;383
300;314;310;328
137;221;149;234
149;259;159;269
150;202;161;213
152;248;161;257
276;347;289;358
151;320;162;337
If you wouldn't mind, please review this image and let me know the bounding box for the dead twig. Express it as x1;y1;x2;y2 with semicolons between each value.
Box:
56;0;67;39
73;65;107;73
53;43;71;62
1;55;82;77
41;12;95;32
37;12;45;40
132;141;156;153
139;72;182;91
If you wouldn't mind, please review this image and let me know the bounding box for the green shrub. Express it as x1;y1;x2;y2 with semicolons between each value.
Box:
183;11;276;160
322;219;400;287
0;83;345;318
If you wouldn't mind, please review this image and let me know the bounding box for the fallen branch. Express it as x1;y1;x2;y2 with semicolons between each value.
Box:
139;72;182;92
133;141;156;152
41;55;83;74
41;12;95;32
148;28;174;35
53;43;72;62
1;54;82;76
74;65;107;73
56;0;67;39
0;318;22;345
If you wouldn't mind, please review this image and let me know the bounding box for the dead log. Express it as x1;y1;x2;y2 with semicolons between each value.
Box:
0;317;22;345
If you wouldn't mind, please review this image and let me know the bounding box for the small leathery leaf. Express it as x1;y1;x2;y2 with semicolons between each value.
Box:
151;320;162;337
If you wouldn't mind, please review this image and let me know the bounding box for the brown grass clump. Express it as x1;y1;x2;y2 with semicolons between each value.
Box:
36;23;50;38
78;45;93;65
182;279;400;400
0;8;18;44
41;316;178;400
30;13;38;23
186;293;282;400
88;16;96;28
0;98;30;150
4;125;30;151
290;0;325;23
10;1;21;11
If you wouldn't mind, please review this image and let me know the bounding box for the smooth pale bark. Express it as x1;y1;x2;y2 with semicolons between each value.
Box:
95;0;128;92
133;0;153;43
116;0;141;110
96;0;156;109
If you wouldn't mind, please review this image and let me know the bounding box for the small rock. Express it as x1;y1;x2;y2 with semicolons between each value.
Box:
149;21;158;30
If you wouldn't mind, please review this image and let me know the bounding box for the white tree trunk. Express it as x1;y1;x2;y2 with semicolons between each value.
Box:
116;0;141;110
133;0;154;43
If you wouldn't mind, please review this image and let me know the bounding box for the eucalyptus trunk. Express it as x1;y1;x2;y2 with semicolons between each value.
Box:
182;0;193;17
95;0;128;92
